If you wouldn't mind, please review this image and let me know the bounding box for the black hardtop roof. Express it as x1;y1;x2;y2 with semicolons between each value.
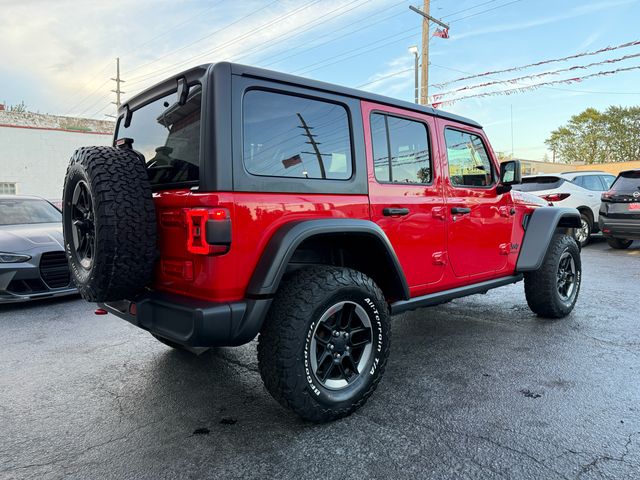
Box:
229;63;482;128
122;62;482;129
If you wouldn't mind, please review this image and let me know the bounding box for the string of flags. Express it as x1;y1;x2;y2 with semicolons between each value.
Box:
430;65;640;108
433;39;640;88
431;52;640;100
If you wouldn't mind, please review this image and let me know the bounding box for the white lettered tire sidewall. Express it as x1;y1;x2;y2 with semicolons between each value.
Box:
302;288;387;407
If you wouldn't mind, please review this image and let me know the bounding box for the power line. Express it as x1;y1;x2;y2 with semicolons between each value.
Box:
124;0;227;54
125;0;320;86
448;0;524;24
125;0;281;78
237;0;407;68
293;27;422;75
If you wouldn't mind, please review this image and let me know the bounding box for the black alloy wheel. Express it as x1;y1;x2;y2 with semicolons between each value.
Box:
310;301;373;390
556;251;577;302
69;180;95;270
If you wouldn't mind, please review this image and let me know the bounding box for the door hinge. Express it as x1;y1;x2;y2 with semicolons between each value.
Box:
499;243;511;255
432;251;447;265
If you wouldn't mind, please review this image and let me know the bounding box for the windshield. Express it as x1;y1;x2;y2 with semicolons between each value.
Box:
117;85;202;188
0;198;62;225
611;171;640;193
513;176;565;192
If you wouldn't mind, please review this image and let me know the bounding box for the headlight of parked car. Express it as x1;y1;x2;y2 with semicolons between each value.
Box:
0;252;32;263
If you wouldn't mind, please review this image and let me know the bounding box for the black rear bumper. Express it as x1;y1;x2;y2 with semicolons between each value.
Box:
100;292;272;347
598;216;640;240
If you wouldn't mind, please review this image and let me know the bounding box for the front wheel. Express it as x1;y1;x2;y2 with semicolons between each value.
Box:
606;238;633;249
257;266;390;423
524;234;581;319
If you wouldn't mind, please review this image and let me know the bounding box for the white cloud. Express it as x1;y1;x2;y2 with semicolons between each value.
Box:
0;0;391;117
450;0;639;42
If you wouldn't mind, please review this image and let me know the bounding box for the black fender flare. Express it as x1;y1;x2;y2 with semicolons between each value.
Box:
516;207;581;272
247;219;410;300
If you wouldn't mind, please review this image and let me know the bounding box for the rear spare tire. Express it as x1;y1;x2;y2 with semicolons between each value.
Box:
62;146;156;302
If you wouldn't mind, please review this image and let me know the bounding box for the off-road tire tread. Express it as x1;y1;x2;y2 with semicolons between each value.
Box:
257;266;390;423
524;234;581;319
63;146;156;302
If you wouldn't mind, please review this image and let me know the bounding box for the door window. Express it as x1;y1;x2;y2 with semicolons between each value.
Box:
370;113;431;184
444;129;494;187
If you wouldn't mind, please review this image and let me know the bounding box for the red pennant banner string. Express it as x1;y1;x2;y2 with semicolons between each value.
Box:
431;52;640;100
430;65;640;108
433;40;640;89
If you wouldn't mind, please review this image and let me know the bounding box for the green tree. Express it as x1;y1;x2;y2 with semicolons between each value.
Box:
546;106;640;164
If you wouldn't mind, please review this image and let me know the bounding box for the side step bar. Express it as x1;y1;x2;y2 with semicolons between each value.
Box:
390;274;524;315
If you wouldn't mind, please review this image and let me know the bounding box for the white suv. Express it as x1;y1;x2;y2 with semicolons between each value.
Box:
513;171;617;246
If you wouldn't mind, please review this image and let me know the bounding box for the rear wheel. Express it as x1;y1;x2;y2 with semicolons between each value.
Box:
257;266;390;423
524;234;581;319
606;238;633;249
573;212;592;247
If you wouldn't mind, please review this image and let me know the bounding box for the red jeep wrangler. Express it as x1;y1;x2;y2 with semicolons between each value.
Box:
62;63;582;422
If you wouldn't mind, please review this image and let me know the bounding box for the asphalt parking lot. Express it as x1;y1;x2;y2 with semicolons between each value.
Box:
1;238;639;480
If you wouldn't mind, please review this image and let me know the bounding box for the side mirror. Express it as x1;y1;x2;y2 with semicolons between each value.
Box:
497;160;522;194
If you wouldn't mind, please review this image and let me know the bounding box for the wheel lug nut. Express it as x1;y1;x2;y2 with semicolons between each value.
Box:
328;344;334;350
333;331;339;337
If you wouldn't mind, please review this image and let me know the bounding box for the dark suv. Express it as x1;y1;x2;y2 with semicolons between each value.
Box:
62;62;582;422
599;169;640;249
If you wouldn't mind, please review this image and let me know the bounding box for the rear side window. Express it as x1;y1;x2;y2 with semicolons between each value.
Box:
242;90;352;180
444;129;494;187
370;113;431;184
575;175;605;191
602;175;616;189
118;85;202;188
611;171;640;193
513;176;565;192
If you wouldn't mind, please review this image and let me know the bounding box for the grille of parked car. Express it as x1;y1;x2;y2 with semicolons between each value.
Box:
39;252;71;289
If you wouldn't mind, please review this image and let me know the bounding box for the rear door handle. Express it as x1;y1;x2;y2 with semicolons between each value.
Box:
383;207;410;216
451;207;471;215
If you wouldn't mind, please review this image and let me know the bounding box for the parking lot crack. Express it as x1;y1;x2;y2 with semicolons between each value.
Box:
576;431;640;478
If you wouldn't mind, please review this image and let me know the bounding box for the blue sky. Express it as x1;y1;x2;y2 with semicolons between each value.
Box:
1;0;639;160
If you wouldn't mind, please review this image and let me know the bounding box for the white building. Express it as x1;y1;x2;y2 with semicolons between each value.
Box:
0;106;114;200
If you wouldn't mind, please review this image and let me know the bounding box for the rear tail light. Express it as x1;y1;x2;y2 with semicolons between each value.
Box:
541;193;571;202
185;208;231;255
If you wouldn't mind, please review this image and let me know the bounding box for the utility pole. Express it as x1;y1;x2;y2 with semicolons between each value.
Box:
297;113;327;179
410;2;449;105
420;0;429;105
111;57;125;111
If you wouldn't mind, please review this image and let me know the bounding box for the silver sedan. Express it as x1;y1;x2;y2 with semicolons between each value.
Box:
0;195;77;303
